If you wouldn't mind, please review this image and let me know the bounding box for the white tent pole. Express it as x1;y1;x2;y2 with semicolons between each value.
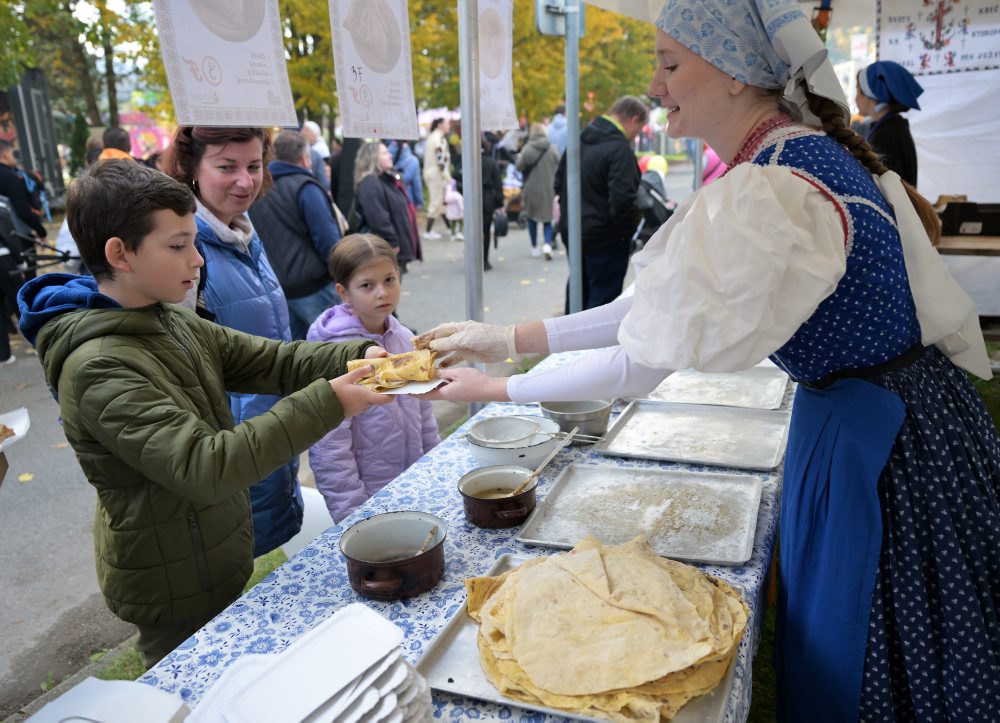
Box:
566;0;584;313
457;0;485;415
457;0;484;323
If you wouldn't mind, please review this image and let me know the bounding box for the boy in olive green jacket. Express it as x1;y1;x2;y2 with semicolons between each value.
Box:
17;159;392;667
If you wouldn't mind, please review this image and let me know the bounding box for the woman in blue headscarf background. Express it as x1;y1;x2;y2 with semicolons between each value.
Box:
856;60;924;187
418;0;1000;719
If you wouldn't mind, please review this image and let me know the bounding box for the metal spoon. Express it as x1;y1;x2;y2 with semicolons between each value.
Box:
507;426;578;497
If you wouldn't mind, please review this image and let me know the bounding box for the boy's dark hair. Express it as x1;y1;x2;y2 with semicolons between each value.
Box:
102;126;132;153
68;159;196;281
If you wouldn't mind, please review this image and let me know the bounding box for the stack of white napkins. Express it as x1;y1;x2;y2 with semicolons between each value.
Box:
189;603;432;722
27;677;189;722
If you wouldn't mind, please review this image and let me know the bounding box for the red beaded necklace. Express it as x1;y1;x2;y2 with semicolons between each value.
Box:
726;112;796;171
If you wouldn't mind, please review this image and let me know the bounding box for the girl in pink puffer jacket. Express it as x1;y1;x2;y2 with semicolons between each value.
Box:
306;234;440;522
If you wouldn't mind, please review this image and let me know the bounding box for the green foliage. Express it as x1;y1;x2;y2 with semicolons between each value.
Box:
283;0;339;124
245;548;288;592
749;601;778;722
95;647;145;682
408;0;656;125
68;114;90;177
39;670;56;693
12;0;654;137
0;1;35;87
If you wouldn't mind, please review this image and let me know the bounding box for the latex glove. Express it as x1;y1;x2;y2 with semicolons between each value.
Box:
415;321;517;366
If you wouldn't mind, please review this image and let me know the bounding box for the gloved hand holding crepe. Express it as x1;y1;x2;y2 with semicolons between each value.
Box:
346;349;438;392
413;321;517;365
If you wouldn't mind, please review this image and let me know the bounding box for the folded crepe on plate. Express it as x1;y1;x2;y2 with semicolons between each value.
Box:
347;349;437;392
465;536;748;722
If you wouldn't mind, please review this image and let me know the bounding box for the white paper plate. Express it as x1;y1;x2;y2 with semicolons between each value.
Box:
0;407;30;454
379;378;446;396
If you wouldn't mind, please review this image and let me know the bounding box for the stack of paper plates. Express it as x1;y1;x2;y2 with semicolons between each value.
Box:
190;604;431;722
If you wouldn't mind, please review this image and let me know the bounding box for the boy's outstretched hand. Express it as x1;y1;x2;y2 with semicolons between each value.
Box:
330;366;394;418
364;345;390;360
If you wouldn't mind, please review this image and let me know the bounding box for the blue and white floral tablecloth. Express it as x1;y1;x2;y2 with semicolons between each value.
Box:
140;354;787;722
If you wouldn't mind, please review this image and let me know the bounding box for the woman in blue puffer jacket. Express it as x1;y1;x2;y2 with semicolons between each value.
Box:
394;141;424;210
165;126;303;556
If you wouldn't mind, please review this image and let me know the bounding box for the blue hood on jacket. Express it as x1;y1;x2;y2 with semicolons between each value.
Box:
267;159;315;182
17;273;121;346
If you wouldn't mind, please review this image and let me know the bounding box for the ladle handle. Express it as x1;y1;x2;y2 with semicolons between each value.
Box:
509;426;578;496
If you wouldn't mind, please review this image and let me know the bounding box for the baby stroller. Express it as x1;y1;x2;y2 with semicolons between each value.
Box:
633;169;676;250
500;161;527;230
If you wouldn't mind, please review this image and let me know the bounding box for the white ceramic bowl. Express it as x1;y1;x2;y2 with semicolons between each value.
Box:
467;416;540;446
466;415;563;468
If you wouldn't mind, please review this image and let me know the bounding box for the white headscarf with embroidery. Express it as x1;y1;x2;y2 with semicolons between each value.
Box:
656;0;849;126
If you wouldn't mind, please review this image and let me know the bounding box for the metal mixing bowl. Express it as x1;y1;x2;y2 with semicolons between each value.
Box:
538;400;613;440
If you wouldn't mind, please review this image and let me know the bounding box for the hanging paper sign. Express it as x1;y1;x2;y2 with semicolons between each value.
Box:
479;0;519;132
153;0;297;127
330;0;419;139
878;0;1000;75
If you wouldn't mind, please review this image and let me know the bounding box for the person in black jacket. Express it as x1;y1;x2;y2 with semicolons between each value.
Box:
248;130;343;339
330;137;362;216
855;61;923;188
480;134;505;271
555;96;646;311
0;139;48;242
353;140;421;273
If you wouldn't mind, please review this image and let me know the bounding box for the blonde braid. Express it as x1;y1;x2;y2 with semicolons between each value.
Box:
806;93;941;245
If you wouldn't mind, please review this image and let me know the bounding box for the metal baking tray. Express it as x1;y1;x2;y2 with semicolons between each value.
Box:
640;364;789;410
517;464;762;566
595;400;790;471
416;554;738;722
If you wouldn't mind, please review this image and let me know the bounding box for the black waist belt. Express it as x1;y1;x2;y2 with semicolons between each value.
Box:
792;342;928;390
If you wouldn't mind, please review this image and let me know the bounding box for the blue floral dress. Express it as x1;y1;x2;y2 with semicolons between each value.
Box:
748;124;1000;722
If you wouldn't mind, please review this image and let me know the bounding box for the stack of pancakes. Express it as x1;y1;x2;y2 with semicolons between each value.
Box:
465;536;748;721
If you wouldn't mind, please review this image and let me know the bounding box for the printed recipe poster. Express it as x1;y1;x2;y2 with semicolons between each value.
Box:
154;0;297;126
479;0;518;132
330;0;419;139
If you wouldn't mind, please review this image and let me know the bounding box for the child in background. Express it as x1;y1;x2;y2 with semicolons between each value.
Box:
444;178;464;242
17;160;389;667
307;234;440;522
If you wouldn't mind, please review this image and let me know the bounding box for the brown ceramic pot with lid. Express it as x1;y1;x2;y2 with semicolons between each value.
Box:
458;465;537;529
338;511;446;600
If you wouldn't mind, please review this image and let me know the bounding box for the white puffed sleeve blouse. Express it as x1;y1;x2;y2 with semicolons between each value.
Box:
507;164;847;403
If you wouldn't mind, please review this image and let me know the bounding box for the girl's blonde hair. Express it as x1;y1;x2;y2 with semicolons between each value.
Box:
329;233;399;286
353;140;384;190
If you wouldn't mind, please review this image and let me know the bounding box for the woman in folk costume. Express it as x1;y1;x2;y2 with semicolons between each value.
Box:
416;0;1000;719
855;60;924;187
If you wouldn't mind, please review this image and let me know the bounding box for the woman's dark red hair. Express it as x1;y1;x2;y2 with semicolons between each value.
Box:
162;126;274;196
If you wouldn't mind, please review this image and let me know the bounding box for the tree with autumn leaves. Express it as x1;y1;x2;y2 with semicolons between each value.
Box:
2;0;653;133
